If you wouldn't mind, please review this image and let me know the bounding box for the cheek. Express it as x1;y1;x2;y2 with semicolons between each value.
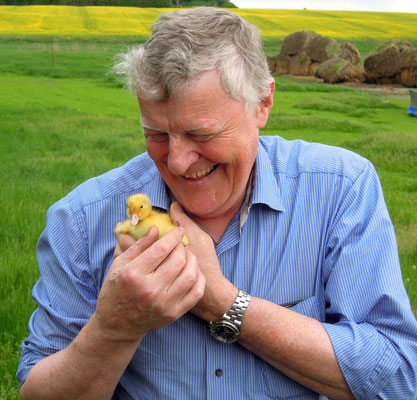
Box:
146;141;168;162
201;139;239;163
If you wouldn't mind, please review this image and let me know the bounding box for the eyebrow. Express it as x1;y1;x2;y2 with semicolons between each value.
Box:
140;120;224;134
141;121;164;132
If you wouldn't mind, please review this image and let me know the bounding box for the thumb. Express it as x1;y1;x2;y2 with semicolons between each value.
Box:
170;202;194;229
170;202;209;245
170;201;185;222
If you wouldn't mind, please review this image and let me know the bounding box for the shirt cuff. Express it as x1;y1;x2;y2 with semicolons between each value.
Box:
323;321;401;399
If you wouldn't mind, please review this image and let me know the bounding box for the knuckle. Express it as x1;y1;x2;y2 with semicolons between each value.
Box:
155;240;171;255
153;300;170;319
164;307;180;324
172;248;187;269
137;286;158;307
194;275;206;300
118;266;136;287
183;270;197;288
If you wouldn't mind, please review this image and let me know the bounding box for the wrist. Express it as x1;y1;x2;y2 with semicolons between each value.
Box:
214;285;239;320
199;283;239;322
74;313;143;359
209;289;252;343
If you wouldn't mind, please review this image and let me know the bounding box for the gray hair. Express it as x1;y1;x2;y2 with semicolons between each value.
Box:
113;7;272;109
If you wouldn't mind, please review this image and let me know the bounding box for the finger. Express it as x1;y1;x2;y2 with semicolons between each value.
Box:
170;202;208;241
178;268;206;313
151;242;189;288
164;248;201;302
164;270;206;323
170;202;187;227
114;230;137;254
117;225;160;263
113;242;123;259
137;227;186;274
113;229;137;259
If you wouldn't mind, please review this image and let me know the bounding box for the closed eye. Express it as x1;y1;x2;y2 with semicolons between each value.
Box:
144;132;168;142
187;133;216;142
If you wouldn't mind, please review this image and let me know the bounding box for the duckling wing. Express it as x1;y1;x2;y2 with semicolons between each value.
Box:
129;218;156;240
151;212;189;246
114;220;133;235
149;212;177;236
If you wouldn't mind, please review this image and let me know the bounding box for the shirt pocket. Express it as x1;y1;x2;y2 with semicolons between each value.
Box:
261;296;325;399
286;295;325;322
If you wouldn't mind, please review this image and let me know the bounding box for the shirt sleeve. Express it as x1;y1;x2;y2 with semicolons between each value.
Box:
16;195;98;386
322;161;417;399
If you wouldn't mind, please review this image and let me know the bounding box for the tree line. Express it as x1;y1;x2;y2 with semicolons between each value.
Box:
0;0;237;7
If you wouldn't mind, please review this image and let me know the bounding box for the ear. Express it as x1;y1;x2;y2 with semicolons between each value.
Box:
255;78;275;129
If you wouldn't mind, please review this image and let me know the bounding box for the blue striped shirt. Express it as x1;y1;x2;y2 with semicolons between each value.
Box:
18;136;417;399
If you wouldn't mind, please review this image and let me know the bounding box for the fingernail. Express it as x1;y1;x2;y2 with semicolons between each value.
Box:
173;202;182;212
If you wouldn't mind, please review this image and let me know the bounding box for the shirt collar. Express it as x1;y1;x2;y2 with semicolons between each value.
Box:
251;141;284;212
147;172;171;211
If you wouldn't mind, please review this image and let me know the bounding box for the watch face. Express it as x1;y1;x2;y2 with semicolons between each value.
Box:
210;321;239;343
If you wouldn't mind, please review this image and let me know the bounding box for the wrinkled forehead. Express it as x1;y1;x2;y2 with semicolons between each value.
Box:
137;68;224;102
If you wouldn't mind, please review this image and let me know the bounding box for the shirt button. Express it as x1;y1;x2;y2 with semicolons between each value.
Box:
215;369;223;377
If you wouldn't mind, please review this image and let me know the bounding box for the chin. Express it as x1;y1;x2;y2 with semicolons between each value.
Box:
182;200;219;218
182;193;240;219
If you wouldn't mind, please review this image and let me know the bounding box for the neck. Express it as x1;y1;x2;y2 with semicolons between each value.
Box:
191;212;235;244
188;191;246;243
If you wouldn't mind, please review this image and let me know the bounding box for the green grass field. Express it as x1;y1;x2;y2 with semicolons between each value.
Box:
0;7;417;399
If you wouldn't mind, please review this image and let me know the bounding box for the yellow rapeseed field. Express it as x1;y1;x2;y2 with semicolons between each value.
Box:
0;5;416;40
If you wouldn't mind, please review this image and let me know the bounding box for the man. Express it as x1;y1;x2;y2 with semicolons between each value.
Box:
18;7;417;399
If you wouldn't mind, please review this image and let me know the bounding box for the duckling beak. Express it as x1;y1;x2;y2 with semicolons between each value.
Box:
130;214;139;226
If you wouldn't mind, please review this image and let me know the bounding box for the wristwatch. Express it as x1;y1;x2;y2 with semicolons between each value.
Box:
209;289;251;343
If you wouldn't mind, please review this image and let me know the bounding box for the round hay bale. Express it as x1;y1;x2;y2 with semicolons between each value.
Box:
289;52;315;76
364;42;414;81
280;31;318;56
315;57;365;83
402;48;417;68
306;35;341;63
340;42;361;65
401;67;417;87
267;54;291;75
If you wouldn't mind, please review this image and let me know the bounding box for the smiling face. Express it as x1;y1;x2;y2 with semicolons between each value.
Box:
138;70;273;226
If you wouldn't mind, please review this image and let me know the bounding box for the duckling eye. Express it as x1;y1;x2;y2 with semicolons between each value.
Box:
140;205;143;209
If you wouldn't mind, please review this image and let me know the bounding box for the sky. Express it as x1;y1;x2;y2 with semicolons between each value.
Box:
233;0;417;14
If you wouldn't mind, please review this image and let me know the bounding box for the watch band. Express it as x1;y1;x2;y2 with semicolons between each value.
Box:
209;289;252;343
223;289;251;327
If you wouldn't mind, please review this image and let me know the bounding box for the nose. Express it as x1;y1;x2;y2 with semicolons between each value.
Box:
167;136;199;176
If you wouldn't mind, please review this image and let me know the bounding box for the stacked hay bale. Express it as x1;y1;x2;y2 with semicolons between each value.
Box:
268;31;365;84
364;42;417;87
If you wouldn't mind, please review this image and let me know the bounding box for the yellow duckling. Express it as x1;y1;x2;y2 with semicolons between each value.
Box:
114;193;189;246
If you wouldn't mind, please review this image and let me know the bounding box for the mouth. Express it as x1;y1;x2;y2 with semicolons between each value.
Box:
183;164;218;180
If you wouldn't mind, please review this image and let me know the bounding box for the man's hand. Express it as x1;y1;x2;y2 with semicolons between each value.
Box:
170;202;237;322
95;225;206;342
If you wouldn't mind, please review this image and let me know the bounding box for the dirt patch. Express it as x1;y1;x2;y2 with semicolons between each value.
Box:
285;74;411;97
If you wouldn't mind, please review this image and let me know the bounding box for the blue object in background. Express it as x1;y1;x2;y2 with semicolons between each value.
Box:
409;90;417;117
408;106;417;117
